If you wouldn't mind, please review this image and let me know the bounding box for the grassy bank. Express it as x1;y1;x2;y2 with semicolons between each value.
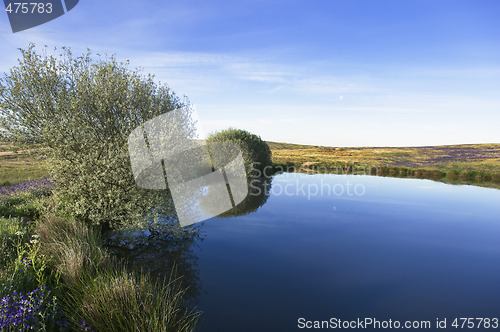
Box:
0;180;200;331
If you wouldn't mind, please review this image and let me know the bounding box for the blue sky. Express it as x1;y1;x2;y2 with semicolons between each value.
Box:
1;0;499;146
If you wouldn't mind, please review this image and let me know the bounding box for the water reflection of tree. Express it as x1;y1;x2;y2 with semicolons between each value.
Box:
103;176;272;305
215;176;272;218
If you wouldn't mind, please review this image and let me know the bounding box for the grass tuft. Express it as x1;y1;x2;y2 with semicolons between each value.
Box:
37;214;200;331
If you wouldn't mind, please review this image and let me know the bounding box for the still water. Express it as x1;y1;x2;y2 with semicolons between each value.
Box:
193;173;500;331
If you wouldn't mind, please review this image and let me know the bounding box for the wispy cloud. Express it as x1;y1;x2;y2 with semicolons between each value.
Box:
1;0;499;147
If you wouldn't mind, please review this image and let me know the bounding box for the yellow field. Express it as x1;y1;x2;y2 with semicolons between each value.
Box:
269;142;500;172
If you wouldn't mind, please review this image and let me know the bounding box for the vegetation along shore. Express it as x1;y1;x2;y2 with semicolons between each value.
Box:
270;142;500;189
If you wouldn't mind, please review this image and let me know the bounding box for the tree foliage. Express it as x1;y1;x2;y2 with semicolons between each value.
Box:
206;128;272;176
0;44;196;228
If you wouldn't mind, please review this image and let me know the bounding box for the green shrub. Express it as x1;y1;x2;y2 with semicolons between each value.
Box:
388;167;398;176
481;173;492;181
206;128;272;177
379;166;389;176
0;45;195;228
431;170;445;180
446;170;459;181
493;173;500;183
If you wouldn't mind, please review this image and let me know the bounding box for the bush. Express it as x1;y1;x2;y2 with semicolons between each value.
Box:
206;128;272;177
0;45;196;228
446;170;459;181
492;173;500;184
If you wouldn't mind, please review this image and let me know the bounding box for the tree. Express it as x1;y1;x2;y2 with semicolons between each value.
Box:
0;44;196;229
206;128;272;177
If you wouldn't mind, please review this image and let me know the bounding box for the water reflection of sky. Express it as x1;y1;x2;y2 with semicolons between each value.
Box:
195;174;500;332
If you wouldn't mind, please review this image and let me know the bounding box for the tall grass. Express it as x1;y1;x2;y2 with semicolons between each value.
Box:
37;214;200;332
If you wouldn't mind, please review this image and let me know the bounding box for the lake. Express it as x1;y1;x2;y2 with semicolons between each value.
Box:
192;173;500;331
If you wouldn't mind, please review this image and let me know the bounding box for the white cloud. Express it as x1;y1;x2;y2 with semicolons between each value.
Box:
1;33;499;146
